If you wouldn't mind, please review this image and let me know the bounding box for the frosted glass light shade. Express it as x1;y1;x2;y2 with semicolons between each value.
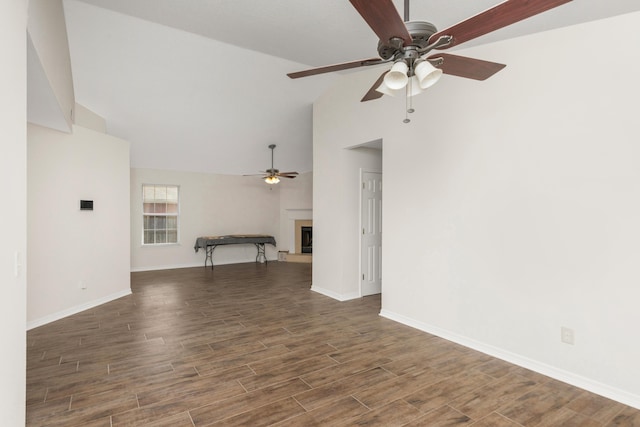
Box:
415;60;442;89
384;61;409;90
265;175;280;184
375;80;400;97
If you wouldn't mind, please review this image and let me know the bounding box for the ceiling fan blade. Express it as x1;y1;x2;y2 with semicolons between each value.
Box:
279;175;297;179
277;172;299;176
428;53;506;81
428;0;572;49
349;0;412;45
361;71;388;102
288;58;384;79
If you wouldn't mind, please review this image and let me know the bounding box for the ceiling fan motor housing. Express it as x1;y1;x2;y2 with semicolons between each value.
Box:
377;21;438;59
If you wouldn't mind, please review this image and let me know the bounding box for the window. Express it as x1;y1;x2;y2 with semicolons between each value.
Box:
143;184;179;245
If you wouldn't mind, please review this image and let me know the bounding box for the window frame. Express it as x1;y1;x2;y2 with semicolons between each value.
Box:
142;184;180;246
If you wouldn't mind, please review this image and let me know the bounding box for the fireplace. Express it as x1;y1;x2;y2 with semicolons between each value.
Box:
301;226;312;254
293;219;312;255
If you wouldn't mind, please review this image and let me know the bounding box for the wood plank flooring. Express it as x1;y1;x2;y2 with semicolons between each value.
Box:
26;262;640;426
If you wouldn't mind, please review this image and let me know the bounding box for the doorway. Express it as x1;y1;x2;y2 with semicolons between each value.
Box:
360;171;382;296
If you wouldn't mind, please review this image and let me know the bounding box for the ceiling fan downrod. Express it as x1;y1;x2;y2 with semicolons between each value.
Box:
267;144;277;176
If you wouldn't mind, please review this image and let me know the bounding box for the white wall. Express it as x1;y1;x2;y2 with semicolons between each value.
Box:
314;12;640;408
27;0;74;131
279;171;313;253
311;115;382;300
74;102;106;133
0;0;27;423
27;124;131;328
131;168;285;270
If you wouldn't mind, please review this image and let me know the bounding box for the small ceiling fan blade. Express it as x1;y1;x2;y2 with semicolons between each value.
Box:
288;58;384;79
349;0;412;45
428;53;506;81
361;71;388;102
277;172;299;176
428;0;572;49
279;175;297;179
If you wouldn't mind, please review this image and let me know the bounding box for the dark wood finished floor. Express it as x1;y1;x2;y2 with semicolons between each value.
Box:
27;262;640;426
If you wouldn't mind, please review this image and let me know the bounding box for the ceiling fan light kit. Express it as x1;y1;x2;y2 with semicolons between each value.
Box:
264;175;280;185
287;0;573;122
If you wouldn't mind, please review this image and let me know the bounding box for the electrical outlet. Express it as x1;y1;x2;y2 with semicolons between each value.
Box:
561;327;574;345
78;280;87;290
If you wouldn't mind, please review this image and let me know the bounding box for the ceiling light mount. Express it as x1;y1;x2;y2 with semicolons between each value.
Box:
377;21;438;59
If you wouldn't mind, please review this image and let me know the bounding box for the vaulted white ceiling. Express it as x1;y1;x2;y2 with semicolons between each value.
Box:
59;0;640;175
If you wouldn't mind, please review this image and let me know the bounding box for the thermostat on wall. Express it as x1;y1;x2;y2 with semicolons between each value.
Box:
80;200;94;211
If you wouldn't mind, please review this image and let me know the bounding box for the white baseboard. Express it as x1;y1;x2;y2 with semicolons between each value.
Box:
311;285;360;302
131;262;203;272
131;259;277;272
27;288;132;330
380;309;640;410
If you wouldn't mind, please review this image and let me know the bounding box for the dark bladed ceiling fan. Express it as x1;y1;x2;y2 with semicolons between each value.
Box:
288;0;572;111
245;144;298;184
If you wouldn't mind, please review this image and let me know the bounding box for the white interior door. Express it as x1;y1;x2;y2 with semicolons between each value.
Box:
361;171;382;296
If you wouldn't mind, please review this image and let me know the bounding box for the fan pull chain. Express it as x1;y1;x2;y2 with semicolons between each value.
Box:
403;95;410;123
403;103;410;123
407;77;415;114
403;78;414;124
